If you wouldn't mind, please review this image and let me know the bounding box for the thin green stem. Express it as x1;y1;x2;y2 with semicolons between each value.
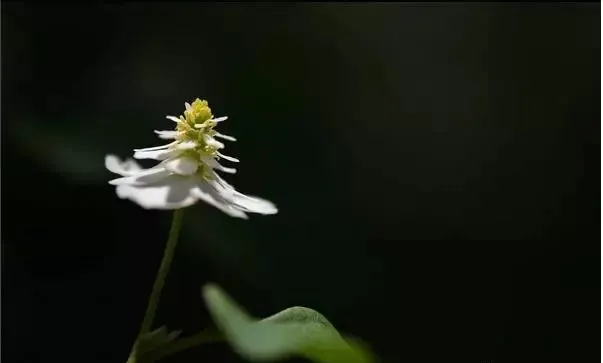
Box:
128;208;185;360
140;208;185;334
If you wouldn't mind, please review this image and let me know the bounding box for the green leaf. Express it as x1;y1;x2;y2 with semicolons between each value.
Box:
202;284;377;363
137;326;182;355
128;326;182;363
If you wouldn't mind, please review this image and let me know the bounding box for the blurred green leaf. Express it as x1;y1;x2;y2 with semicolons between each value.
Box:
202;284;377;363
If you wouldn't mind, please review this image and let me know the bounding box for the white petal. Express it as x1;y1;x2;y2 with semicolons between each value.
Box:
163;157;198;176
166;115;181;123
193;116;227;129
116;175;199;210
209;172;277;215
134;148;181;161
109;167;171;186
208;170;235;189
214;132;237;142
115;184;133;199
105;155;143;176
192;180;248;219
216;152;240;163
154;130;179;140
185;102;192;111
203;135;224;149
202;156;237;174
175;141;198;150
215;165;237;174
134;141;177;152
229;192;278;215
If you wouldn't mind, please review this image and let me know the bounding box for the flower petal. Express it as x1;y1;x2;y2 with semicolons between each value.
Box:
202;156;237;174
229;192;278;215
217;152;240;163
192;180;248;219
154;130;179;140
209;172;278;215
105;155;143;176
134;141;177;152
174;141;198;150
212;116;228;122
203;135;225;150
134;148;181;161
214;132;237;142
109;167;171;186
116;175;199;210
163;157;198;176
166;115;181;123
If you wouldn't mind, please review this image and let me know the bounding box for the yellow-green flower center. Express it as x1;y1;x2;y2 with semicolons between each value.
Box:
183;99;213;126
175;98;220;156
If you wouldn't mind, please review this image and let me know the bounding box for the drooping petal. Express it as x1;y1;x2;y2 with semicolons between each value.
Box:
209;172;278;215
116;175;199;210
191;180;248;219
207;169;235;189
214;132;237;142
229;191;278;215
216;152;240;163
109;167;171;186
105;155;143;176
163;157;198;176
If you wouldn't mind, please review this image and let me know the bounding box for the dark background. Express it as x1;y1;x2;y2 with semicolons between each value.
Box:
2;3;600;363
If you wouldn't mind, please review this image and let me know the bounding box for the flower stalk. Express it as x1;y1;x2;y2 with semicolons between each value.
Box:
129;208;185;360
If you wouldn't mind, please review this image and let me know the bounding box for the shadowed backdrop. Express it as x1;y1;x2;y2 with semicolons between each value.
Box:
2;3;600;363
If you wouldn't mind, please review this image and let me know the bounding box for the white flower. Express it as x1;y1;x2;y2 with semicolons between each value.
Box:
105;99;277;219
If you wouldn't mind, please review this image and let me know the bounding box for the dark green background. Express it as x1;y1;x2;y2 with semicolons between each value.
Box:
2;3;600;363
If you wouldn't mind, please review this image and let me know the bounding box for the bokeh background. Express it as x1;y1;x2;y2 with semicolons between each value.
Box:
2;3;600;363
